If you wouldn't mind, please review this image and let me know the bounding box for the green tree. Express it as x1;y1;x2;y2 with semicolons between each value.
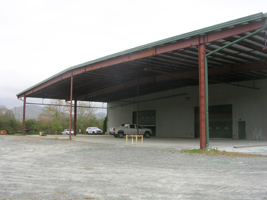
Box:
76;102;96;133
51;121;63;134
0;105;20;134
38;100;68;134
38;100;105;135
103;116;107;133
25;119;40;134
7;118;20;134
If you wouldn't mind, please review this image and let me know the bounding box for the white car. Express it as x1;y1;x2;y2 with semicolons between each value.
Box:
86;127;103;135
61;129;74;135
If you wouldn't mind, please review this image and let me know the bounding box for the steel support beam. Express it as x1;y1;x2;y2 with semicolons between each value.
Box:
155;21;265;54
137;79;139;135
22;95;26;134
69;75;73;139
74;100;77;136
17;20;266;99
76;60;267;101
85;49;156;72
198;37;207;150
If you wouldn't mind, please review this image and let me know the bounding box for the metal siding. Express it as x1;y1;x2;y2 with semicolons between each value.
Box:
107;102;135;128
209;80;267;140
108;79;267;140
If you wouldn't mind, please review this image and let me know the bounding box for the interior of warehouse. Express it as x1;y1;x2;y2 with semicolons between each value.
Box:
108;79;267;140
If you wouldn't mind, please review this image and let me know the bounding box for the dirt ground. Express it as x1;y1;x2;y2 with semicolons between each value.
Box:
0;135;267;200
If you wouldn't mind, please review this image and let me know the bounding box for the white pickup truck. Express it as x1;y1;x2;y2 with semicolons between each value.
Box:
113;124;152;138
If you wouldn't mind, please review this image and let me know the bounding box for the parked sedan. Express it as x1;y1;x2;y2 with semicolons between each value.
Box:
86;127;103;135
61;129;74;135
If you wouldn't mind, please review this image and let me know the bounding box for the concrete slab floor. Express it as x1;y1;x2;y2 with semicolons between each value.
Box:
42;135;267;155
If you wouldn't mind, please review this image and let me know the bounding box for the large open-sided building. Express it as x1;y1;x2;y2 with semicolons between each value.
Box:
17;13;267;149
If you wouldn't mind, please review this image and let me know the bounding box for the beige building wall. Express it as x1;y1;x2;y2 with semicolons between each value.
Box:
107;79;267;140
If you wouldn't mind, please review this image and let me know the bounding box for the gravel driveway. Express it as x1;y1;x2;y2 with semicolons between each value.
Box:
0;135;267;200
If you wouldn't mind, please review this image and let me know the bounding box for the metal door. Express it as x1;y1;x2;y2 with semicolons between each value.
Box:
133;110;156;136
195;104;232;138
238;121;246;139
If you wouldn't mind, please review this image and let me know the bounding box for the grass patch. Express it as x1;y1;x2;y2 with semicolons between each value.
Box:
181;148;267;158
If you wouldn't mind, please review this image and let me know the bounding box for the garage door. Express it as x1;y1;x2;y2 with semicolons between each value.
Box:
133;110;156;136
195;105;232;138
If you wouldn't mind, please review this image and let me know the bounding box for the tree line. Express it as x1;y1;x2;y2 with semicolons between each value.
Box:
0;100;107;135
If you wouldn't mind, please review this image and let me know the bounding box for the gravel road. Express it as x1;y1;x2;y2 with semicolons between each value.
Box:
0;135;267;200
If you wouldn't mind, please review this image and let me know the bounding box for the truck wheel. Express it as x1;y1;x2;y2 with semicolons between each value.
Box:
144;132;150;138
118;132;124;138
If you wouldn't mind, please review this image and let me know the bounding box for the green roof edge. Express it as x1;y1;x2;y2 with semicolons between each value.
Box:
17;12;266;97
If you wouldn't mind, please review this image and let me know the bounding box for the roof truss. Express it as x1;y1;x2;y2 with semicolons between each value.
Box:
17;13;267;103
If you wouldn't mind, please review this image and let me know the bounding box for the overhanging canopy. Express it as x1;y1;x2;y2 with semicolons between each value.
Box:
17;13;267;102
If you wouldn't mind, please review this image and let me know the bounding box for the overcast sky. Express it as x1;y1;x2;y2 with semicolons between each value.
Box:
0;0;266;109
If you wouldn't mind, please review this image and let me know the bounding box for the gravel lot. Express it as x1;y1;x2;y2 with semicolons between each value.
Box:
0;135;267;200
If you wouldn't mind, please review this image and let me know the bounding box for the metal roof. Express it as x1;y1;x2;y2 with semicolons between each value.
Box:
17;12;267;102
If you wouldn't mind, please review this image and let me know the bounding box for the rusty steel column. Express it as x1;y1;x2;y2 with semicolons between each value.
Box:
198;37;207;149
69;74;73;139
137;79;139;135
74;100;77;136
22;95;26;134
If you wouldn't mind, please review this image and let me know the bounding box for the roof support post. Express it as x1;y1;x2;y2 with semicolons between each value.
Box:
74;100;77;136
198;36;207;150
69;74;73;139
137;78;139;135
22;95;26;134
